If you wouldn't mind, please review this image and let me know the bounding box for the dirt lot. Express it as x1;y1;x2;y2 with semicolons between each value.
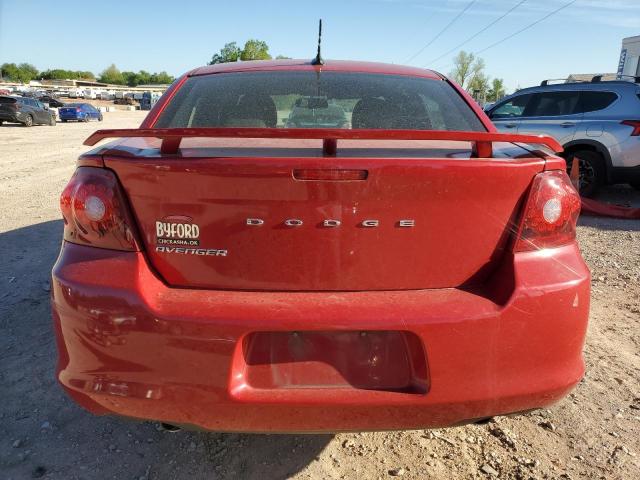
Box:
0;113;638;479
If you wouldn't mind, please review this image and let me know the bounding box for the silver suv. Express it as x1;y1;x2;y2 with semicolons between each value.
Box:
486;78;640;196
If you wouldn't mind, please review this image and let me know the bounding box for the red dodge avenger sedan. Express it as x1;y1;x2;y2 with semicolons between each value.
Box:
51;59;589;432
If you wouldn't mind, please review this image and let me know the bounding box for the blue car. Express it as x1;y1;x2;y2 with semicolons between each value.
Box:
59;103;103;122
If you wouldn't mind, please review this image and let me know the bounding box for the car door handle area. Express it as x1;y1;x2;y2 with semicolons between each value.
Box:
504;123;517;129
560;122;576;128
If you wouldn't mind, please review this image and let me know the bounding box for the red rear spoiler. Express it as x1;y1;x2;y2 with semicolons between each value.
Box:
83;127;563;157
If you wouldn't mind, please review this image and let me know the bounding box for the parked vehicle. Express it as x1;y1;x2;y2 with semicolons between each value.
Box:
113;96;136;105
98;90;115;101
68;88;85;99
0;95;56;126
58;103;103;122
39;95;65;108
140;91;161;110
52;60;589;433
486;77;640;195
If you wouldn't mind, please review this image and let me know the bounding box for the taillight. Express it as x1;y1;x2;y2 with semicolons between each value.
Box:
60;167;139;251
76;107;81;112
513;170;581;252
621;120;640;136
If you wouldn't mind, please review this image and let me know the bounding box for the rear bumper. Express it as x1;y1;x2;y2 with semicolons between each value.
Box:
51;242;590;432
0;112;21;122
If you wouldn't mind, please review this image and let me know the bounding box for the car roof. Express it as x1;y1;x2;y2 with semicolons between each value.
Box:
190;59;442;80
510;80;639;95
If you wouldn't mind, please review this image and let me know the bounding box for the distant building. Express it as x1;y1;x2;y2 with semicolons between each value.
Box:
137;84;171;89
565;73;617;83
618;35;640;79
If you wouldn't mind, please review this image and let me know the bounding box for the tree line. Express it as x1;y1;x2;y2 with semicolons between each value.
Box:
2;45;507;102
209;39;289;64
0;62;174;87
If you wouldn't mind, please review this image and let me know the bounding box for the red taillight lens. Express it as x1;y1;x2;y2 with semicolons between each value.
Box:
621;120;640;136
60;167;139;251
513;170;581;252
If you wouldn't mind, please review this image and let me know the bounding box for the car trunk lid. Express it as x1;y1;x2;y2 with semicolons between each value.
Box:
99;135;547;291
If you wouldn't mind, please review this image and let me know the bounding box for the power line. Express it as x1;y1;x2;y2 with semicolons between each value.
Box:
474;0;578;55
403;0;477;64
427;0;528;66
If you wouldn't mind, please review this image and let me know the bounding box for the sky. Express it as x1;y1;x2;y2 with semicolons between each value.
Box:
0;0;638;92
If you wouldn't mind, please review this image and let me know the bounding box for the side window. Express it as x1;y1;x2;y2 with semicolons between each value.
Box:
577;91;617;113
489;94;532;119
523;91;580;117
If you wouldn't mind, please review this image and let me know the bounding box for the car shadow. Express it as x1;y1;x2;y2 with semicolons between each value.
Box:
0;220;332;480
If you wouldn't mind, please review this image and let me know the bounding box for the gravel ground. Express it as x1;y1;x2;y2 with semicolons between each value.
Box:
0;112;638;479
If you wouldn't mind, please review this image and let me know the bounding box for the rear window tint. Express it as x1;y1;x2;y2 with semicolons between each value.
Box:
577;91;617;113
524;91;580;117
155;72;485;132
0;96;17;103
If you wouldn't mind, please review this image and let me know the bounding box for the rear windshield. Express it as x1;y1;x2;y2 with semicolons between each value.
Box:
0;96;17;103
155;72;485;131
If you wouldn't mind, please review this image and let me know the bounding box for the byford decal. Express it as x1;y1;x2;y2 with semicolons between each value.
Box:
156;215;200;246
155;215;227;256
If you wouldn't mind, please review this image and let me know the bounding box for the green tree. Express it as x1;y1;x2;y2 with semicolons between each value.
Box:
469;72;490;102
149;71;174;84
450;51;478;89
40;69;95;80
209;42;242;64
119;70;173;87
240;39;271;61
450;51;486;90
1;62;39;83
99;64;125;85
136;70;152;85
121;71;140;86
487;78;506;102
450;51;503;102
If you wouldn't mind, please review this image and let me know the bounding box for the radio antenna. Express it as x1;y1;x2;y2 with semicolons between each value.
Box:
311;19;324;66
